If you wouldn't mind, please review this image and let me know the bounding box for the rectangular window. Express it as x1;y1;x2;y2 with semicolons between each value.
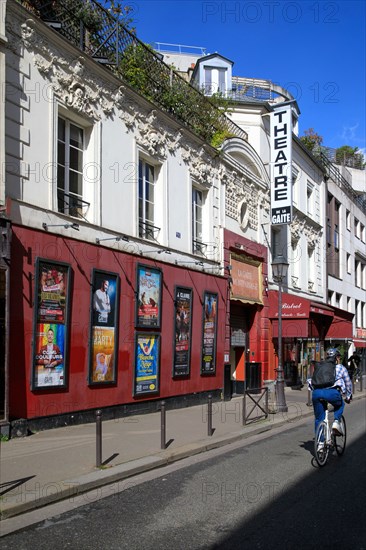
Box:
346;209;350;231
361;224;365;243
328;290;333;305
347;253;351;274
204;67;212;94
354;217;359;238
355;299;360;327
218;68;226;94
192;188;204;255
334;224;339;249
355;259;360;287
57;116;84;218
307;182;313;216
347;296;351;313
335;293;341;308
138;159;156;240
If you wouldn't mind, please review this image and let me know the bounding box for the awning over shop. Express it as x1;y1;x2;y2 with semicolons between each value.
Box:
353;339;366;348
268;290;310;319
310;302;334;317
326;308;354;339
272;319;309;338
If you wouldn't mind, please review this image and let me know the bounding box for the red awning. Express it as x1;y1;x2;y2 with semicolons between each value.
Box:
353;339;366;348
326;315;353;339
272;319;309;338
310;301;334;317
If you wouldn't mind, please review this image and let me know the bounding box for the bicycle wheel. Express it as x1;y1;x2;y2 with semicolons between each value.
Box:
314;421;329;466
333;416;346;456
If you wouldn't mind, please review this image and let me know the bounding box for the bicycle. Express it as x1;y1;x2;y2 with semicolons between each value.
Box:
314;400;347;467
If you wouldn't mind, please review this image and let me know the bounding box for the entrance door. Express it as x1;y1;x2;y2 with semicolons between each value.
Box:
230;309;248;394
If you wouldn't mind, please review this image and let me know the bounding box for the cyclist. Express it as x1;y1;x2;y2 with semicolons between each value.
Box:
309;348;352;437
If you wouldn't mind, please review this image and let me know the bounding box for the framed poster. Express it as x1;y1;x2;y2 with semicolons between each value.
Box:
89;270;119;384
173;287;193;377
135;264;162;328
134;333;160;396
32;259;71;389
201;292;218;375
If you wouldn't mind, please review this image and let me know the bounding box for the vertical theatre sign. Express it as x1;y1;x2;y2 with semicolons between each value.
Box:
270;105;293;225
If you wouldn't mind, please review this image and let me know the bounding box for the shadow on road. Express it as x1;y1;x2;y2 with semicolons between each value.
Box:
210;431;366;549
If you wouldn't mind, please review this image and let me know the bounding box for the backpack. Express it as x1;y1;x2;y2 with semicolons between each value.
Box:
312;359;336;389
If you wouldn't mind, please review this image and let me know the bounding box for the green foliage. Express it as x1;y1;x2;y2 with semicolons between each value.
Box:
299;128;323;152
335;145;365;169
210;129;235;148
118;46;233;146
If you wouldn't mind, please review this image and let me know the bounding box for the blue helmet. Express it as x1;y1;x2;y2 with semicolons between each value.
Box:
326;348;341;358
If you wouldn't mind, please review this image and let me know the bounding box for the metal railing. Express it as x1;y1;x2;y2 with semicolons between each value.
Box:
19;0;247;145
318;152;366;213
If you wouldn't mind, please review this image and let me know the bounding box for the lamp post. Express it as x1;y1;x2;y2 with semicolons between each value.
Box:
272;255;289;413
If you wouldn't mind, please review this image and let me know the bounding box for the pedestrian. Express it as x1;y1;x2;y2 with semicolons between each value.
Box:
347;352;361;380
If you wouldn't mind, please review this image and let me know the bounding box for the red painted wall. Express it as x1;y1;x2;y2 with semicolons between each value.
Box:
223;229;269;380
9;226;227;419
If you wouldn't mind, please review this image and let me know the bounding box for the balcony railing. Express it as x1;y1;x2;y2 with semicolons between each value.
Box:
139;220;160;241
317;152;366;213
57;191;90;220
19;0;247;146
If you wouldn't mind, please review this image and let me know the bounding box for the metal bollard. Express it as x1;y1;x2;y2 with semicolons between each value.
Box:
307;388;312;407
161;401;166;450
96;409;102;468
359;373;363;392
207;394;212;436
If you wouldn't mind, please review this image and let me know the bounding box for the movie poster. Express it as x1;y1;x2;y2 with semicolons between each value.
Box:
134;333;160;396
173;287;193;377
32;259;71;389
89;270;119;385
201;292;218;374
34;323;65;387
135;265;162;328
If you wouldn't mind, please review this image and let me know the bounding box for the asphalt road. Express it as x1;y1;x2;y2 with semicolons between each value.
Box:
2;399;365;550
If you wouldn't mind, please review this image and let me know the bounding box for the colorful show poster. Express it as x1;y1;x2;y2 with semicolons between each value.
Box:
134;334;160;396
32;259;71;389
201;292;218;374
173;287;193;377
92;271;118;328
136;265;162;328
37;261;69;323
90;326;116;383
34;323;65;388
89;270;119;385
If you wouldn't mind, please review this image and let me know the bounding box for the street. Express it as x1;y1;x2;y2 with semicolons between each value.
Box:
1;399;365;549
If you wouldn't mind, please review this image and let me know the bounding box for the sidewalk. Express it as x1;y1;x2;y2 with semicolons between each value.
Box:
1;383;365;522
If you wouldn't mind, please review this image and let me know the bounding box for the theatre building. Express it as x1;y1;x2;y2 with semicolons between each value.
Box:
1;1;255;435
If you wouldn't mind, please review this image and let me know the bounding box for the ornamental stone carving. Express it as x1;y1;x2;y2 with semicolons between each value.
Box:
290;216;306;247
305;226;322;251
182;146;215;186
137;110;167;158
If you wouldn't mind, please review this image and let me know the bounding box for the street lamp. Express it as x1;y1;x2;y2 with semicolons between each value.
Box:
272;255;289;413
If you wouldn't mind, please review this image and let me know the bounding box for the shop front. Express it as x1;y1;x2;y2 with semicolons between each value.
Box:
268;291;351;386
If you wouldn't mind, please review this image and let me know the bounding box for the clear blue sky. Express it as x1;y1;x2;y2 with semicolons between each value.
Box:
128;0;365;154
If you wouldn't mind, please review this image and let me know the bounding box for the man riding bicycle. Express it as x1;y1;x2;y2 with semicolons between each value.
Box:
309;348;352;436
